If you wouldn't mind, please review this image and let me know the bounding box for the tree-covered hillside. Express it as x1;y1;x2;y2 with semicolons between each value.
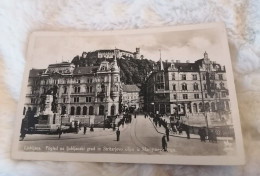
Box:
71;53;155;85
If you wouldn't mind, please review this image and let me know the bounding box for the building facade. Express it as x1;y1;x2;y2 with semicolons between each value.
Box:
24;58;121;124
122;84;140;111
144;52;230;122
87;48;141;60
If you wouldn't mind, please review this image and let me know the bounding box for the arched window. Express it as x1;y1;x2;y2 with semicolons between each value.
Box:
76;106;81;115
70;107;75;115
199;103;203;112
211;102;216;112
83;106;87;115
193;103;198;113
172;84;176;91
99;105;105;115
182;83;187;91
63;87;67;94
61;106;66;115
111;105;115;115
205;102;210;112
193;83;199;90
89;106;94;115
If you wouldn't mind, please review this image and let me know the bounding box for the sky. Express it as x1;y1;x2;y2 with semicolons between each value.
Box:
30;27;227;69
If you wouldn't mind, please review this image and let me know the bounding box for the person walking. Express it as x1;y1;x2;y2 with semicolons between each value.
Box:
116;128;120;141
166;128;170;141
57;127;62;139
162;135;167;151
83;125;87;135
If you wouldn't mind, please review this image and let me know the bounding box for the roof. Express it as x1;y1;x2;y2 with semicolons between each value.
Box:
29;69;45;77
73;66;99;75
122;84;140;92
48;62;71;68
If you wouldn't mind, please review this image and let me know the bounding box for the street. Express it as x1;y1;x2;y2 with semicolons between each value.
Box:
19;114;235;155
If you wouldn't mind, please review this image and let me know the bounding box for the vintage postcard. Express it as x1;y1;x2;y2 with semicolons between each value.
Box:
11;23;245;165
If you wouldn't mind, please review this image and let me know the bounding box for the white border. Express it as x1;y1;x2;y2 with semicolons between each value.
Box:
11;22;245;165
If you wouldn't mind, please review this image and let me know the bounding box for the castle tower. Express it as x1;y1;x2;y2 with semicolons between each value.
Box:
134;48;140;59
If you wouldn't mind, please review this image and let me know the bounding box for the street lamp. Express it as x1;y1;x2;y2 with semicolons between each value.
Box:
104;109;108;130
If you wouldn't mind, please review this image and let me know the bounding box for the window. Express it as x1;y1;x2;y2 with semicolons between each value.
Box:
202;74;206;80
171;73;175;80
193;83;199;90
99;105;105;115
74;86;80;93
181;74;186;80
220;82;225;89
173;94;177;99
89;106;94;115
54;79;58;84
222;92;226;97
183;94;188;99
83;106;87;115
204;84;207;90
86;97;92;102
63;98;66;103
172;84;176;91
87;78;93;83
77;79;81;83
219;74;223;80
61;106;66;115
205;93;208;98
76;106;81;115
70;107;75;115
192;74;197;80
74;97;79;103
182;83;187;91
194;94;199;99
31;98;35;104
63;87;67;94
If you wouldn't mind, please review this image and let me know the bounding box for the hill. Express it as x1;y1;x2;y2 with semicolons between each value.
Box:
71;54;155;85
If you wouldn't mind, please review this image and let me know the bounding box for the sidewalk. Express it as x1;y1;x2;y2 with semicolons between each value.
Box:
147;116;234;141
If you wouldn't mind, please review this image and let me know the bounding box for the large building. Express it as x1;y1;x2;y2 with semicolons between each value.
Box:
87;48;141;60
122;84;141;111
24;57;121;124
144;52;230;124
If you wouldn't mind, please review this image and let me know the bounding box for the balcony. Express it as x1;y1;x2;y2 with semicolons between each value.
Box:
110;91;119;98
155;90;170;94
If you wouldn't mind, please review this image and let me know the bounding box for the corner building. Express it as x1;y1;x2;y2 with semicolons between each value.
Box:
24;58;121;124
145;52;230;122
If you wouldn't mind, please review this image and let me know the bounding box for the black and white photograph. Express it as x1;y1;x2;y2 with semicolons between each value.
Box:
11;23;244;165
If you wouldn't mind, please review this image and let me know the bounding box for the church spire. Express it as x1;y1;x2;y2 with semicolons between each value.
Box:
159;49;164;71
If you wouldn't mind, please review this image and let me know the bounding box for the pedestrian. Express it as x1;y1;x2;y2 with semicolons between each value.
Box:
184;124;190;139
199;127;206;142
116;128;120;141
212;129;217;143
57;127;62;139
166;128;170;141
83;125;87;135
90;125;94;132
208;129;213;142
162;135;167;151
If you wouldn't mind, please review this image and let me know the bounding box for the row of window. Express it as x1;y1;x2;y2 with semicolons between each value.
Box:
170;82;225;91
72;97;92;103
169;73;224;81
172;92;227;100
68;105;116;116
